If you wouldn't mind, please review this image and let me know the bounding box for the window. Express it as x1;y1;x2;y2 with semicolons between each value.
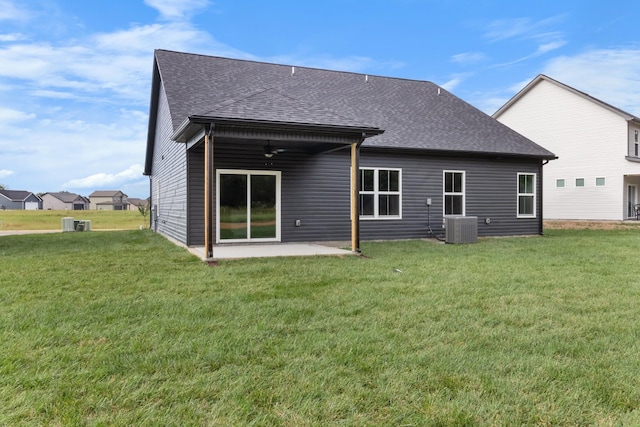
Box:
596;177;606;186
359;168;401;219
556;179;565;188
576;178;585;187
444;171;465;215
517;173;536;218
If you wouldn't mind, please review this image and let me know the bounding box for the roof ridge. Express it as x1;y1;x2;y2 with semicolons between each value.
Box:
155;48;438;86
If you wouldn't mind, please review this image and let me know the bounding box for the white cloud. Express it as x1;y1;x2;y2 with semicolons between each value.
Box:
0;169;14;178
543;48;640;115
0;107;36;122
0;0;27;21
536;40;566;55
0;32;26;41
451;52;486;65
62;164;145;189
484;15;566;43
440;73;473;91
144;0;210;20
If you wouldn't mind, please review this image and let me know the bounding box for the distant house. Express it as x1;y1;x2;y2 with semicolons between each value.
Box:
127;198;149;211
494;74;640;221
41;191;90;210
0;190;42;210
144;49;556;256
89;190;129;210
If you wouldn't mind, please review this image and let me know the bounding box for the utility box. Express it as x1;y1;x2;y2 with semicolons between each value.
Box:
445;216;478;244
62;217;75;232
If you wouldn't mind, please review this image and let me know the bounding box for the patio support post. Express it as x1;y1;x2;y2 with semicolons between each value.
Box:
205;123;215;258
350;135;365;253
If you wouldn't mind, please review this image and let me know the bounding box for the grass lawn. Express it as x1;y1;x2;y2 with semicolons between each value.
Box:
0;210;148;231
2;229;640;425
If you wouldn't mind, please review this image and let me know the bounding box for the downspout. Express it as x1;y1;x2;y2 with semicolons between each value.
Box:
351;133;366;253
539;159;550;235
205;123;215;258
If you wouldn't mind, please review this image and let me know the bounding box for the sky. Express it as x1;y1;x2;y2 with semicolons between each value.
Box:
1;0;640;198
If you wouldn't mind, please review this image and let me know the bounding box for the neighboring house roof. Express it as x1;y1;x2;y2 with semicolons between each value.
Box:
0;189;39;201
43;191;87;203
89;190;126;197
128;198;148;207
494;74;640;124
145;49;555;175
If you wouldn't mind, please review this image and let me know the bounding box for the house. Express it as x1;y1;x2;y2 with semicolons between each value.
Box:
0;190;41;210
89;190;129;210
143;49;556;256
494;74;640;221
127;198;149;211
41;191;90;210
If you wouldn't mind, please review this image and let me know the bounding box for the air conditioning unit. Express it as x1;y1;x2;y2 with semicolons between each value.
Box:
62;217;75;232
445;216;478;244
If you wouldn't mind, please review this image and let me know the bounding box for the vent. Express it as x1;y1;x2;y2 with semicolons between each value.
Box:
445;216;478;244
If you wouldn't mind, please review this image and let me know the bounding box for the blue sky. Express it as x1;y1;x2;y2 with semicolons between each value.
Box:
1;0;640;198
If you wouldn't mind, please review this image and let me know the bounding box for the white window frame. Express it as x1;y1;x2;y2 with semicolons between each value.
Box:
576;178;585;187
443;170;465;216
517;173;536;218
359;167;402;220
596;177;606;187
556;178;565;188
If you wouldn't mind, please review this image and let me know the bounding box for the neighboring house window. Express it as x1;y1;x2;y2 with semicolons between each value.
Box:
556;179;565;188
596;177;606;187
635;130;638;156
576;178;585;187
359;168;401;219
517;173;536;218
444;171;465;215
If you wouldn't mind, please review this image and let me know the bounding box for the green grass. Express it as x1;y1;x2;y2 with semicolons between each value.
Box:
0;210;148;230
2;229;640;425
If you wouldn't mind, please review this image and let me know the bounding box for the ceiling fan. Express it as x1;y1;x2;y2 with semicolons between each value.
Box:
263;141;285;158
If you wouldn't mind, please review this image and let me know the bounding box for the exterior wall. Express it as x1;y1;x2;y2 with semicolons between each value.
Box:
91;197;112;210
149;84;188;244
0;195;21;210
497;79;640;220
184;142;543;246
42;194;69;210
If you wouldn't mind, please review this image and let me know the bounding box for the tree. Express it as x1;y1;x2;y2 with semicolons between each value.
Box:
137;201;149;221
0;184;5;190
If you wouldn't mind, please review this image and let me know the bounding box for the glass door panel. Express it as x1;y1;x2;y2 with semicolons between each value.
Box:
250;174;276;239
219;174;247;240
629;185;637;218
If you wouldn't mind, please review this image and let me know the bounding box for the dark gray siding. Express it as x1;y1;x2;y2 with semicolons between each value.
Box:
185;143;543;246
150;85;188;244
359;151;542;240
187;144;205;245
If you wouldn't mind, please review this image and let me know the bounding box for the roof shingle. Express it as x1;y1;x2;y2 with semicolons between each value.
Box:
152;49;555;159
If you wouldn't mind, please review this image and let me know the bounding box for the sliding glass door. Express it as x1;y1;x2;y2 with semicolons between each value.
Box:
217;170;280;242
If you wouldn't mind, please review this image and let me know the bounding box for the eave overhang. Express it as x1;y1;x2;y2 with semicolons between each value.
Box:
171;115;385;144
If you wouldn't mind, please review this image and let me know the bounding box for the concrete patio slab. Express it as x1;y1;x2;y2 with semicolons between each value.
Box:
187;242;354;260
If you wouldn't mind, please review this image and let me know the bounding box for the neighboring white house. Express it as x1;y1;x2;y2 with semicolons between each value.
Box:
494;74;640;221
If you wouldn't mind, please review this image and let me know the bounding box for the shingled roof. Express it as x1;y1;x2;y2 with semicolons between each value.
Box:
148;49;555;161
0;190;37;201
